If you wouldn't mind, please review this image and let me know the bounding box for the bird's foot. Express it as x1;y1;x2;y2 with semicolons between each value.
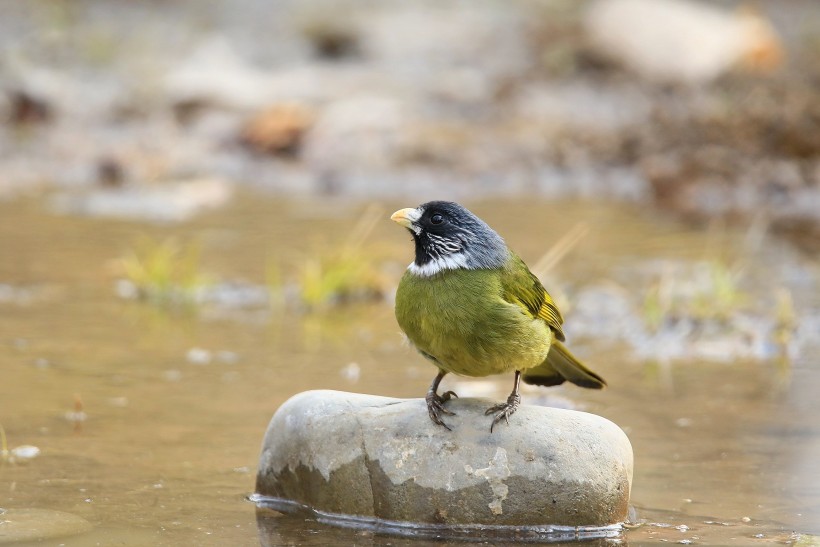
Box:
485;391;521;432
426;390;458;430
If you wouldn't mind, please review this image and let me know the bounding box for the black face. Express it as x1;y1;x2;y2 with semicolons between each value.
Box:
416;201;465;233
410;201;505;268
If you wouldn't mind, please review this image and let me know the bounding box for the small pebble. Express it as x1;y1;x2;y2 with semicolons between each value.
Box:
115;279;139;299
216;351;239;364
340;362;361;382
186;347;212;365
163;369;183;382
64;411;87;423
10;445;41;462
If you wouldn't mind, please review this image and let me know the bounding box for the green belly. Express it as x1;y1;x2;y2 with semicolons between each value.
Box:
394;268;552;377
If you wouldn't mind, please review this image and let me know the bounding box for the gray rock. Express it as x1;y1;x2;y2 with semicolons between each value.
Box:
359;4;533;97
49;178;233;223
302;95;412;171
255;390;633;533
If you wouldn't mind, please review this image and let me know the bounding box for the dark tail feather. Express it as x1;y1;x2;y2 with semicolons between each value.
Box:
523;341;606;389
521;372;566;387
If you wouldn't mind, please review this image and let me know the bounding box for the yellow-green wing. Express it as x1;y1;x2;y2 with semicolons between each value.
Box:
500;254;566;341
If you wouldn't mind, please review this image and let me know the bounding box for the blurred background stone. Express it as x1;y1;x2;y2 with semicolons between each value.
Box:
584;0;784;84
0;0;817;239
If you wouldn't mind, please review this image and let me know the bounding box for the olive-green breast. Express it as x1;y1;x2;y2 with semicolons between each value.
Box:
394;267;553;377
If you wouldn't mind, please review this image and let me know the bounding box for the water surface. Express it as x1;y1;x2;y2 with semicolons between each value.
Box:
1;194;818;545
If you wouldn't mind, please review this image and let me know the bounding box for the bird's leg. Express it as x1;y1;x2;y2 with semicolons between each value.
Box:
426;369;458;430
485;370;522;432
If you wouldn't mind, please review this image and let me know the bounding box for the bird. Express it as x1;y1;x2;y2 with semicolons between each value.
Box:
391;201;606;432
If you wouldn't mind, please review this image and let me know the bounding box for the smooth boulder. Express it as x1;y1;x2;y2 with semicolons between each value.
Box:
255;390;633;529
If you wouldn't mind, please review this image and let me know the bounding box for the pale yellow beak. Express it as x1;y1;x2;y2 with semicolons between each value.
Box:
390;208;419;229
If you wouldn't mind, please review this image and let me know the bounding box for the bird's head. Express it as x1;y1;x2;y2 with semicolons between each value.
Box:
390;201;508;277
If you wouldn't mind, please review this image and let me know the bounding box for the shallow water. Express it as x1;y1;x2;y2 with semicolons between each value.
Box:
1;193;819;545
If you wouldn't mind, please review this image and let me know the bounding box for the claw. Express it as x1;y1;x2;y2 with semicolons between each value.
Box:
486;392;521;432
441;390;458;401
426;391;457;430
425;371;457;430
487;371;523;432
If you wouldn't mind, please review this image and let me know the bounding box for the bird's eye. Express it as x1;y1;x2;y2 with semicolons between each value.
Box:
430;214;444;225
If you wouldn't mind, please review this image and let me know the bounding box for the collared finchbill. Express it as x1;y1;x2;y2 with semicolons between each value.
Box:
391;200;606;431
390;207;421;229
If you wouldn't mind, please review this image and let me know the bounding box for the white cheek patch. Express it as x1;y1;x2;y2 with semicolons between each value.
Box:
407;252;471;277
